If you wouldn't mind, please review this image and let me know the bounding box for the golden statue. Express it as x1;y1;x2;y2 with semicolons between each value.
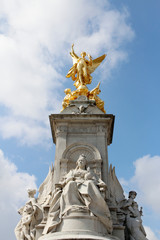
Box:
62;44;106;113
88;82;106;113
66;44;106;90
62;88;77;110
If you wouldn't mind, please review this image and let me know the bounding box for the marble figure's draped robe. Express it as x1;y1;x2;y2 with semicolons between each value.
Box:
43;168;112;234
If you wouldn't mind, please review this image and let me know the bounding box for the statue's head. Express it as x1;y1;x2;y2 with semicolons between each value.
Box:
27;189;36;198
76;154;87;169
128;191;137;199
81;52;86;58
24;203;33;214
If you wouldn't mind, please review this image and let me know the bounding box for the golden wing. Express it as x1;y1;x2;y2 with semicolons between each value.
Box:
89;82;101;95
37;166;54;206
88;54;106;74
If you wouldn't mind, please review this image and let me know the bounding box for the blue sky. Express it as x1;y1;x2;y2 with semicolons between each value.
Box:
0;0;160;239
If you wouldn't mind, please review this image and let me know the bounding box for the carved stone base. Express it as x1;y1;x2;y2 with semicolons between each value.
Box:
39;231;120;240
57;215;107;234
39;215;120;240
112;225;125;240
36;223;45;240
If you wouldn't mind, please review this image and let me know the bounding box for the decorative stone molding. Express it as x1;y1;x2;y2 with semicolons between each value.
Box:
67;125;107;134
62;142;101;160
55;125;68;138
49;113;115;145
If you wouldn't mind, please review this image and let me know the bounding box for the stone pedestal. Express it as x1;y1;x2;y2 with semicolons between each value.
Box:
36;223;45;240
15;56;149;240
39;209;119;240
39;98;123;240
49;112;114;187
57;215;108;234
39;214;119;240
39;232;119;240
112;226;125;240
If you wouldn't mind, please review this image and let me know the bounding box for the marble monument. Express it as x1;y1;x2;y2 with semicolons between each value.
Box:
15;44;148;240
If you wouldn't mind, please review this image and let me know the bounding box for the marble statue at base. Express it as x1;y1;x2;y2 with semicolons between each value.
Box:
121;191;148;240
43;154;112;235
15;189;43;240
15;155;148;240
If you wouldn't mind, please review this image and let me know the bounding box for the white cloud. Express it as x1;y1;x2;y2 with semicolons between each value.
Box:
0;116;50;146
0;0;134;145
0;149;37;240
145;226;159;240
131;155;160;214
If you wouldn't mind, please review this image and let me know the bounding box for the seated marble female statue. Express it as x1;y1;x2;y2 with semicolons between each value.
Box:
43;154;112;235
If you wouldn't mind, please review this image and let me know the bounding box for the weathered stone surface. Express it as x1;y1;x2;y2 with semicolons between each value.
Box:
15;189;43;240
39;231;119;240
42;155;112;235
49;112;114;186
61;96;104;115
15;98;148;240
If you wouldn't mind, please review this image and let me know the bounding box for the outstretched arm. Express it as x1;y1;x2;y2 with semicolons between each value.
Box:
70;44;79;62
70;43;75;57
71;44;74;53
87;54;93;66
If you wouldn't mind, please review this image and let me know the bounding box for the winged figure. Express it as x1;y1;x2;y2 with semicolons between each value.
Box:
89;82;106;113
108;164;125;206
66;44;106;89
37;165;54;206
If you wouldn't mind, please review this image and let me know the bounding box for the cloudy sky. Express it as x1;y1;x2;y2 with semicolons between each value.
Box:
0;0;160;239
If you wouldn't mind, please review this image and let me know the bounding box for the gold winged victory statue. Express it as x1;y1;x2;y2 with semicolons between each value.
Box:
62;44;106;113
